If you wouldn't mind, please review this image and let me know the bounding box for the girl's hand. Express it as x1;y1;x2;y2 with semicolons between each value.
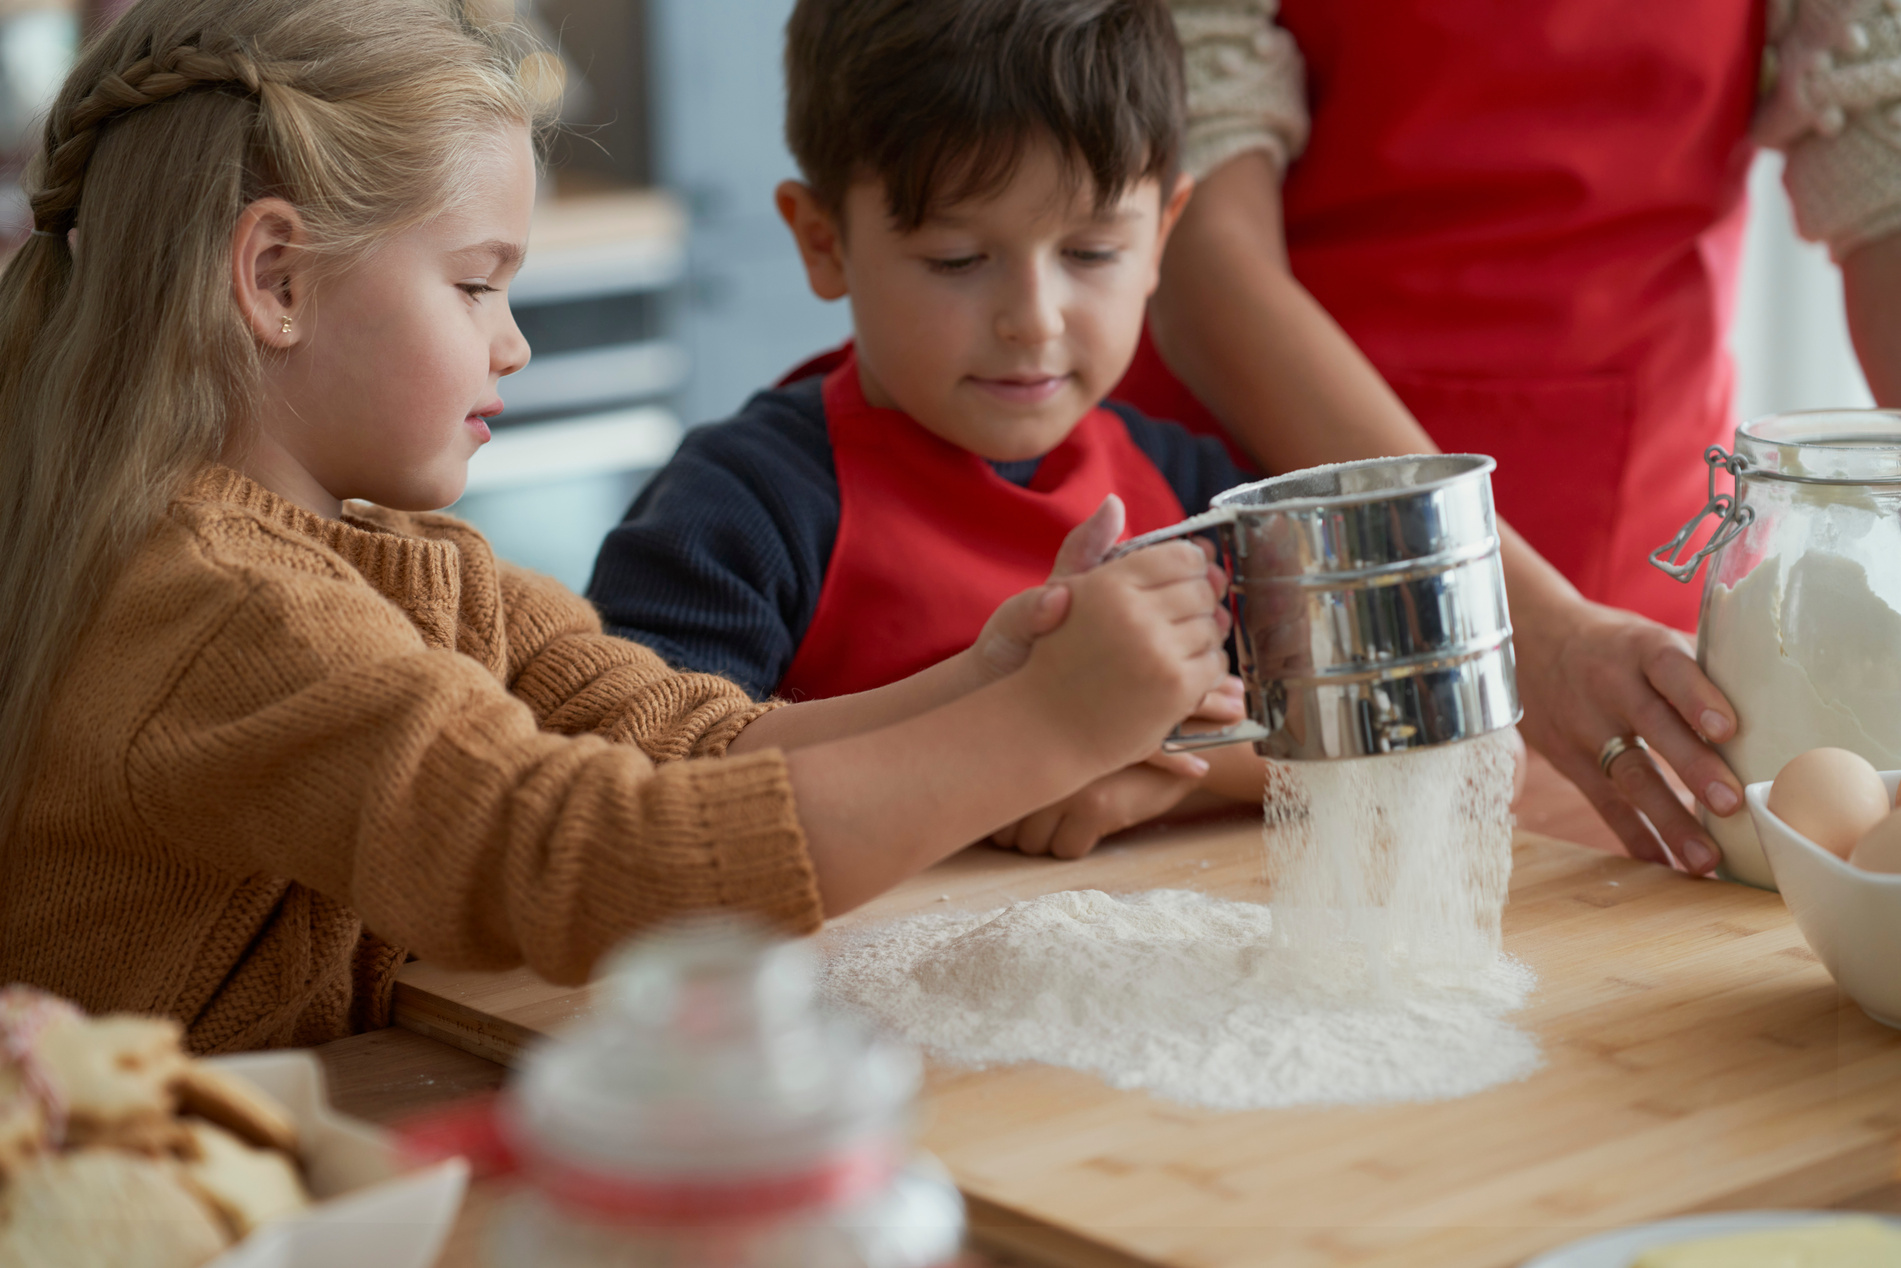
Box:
1144;674;1245;779
1514;596;1740;875
972;583;1073;682
971;494;1225;684
990;761;1202;859
1018;540;1230;771
971;495;1127;681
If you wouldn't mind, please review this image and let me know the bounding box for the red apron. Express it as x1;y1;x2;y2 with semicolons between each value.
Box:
1114;0;1763;631
776;347;1188;700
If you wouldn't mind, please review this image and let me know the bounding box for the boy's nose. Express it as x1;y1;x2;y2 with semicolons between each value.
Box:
995;264;1066;345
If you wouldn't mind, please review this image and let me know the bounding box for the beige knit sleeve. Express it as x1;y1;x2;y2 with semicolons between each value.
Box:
1170;0;1309;180
1757;0;1901;259
127;578;821;984
497;561;776;760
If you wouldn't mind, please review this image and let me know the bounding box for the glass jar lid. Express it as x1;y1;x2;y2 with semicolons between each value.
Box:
511;919;919;1177
1735;409;1901;485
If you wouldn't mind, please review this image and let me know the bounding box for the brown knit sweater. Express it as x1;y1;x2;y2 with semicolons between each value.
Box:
0;467;822;1052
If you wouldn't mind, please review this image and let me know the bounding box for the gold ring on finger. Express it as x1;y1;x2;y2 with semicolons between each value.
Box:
1598;733;1648;779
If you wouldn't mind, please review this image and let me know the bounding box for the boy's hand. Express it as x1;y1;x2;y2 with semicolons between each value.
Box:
990;761;1201;859
1020;538;1230;771
989;677;1254;857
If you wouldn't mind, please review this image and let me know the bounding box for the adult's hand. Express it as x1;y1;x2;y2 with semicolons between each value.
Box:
1507;548;1741;875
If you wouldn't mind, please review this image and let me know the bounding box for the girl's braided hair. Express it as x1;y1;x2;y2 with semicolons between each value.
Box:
0;0;550;835
32;44;282;236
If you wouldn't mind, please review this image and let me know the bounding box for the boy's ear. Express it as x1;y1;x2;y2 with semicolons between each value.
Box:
1155;172;1196;254
775;180;849;301
231;198;310;349
1143;172;1197;298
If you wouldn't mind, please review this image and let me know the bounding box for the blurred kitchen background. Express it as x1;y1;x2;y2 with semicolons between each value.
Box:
0;0;1874;592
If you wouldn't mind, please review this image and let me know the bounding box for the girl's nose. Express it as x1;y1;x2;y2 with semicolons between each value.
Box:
495;309;531;378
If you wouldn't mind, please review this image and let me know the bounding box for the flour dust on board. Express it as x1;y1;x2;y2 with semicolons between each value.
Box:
821;730;1540;1112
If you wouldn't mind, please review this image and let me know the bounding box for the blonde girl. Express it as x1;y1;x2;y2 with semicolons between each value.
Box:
0;0;1226;1051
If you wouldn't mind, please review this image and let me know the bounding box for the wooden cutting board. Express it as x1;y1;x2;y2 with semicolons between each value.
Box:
392;797;1901;1268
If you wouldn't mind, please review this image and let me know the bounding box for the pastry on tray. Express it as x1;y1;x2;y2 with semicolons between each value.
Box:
0;985;311;1267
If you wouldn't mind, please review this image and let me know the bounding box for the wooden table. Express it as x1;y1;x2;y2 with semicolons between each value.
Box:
319;755;1901;1267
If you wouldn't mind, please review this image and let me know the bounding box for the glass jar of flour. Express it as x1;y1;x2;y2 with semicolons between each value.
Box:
1653;410;1901;889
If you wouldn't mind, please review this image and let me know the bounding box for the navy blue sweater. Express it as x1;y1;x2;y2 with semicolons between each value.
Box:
586;375;1249;699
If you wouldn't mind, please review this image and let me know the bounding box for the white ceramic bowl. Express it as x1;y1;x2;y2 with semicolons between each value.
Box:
1745;772;1901;1029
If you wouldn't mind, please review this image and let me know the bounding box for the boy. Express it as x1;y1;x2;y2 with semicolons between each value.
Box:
590;0;1262;856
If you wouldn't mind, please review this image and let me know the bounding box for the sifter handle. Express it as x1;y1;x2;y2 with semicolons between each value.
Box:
1104;505;1236;561
1107;506;1266;752
1161;719;1271;752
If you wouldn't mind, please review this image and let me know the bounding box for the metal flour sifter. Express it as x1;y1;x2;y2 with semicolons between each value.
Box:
1113;454;1521;760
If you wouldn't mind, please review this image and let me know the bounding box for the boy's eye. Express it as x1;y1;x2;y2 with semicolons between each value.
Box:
1066;247;1120;266
458;282;498;298
924;255;983;275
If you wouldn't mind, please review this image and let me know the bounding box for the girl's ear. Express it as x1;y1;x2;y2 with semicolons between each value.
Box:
230;198;310;347
775;180;849;301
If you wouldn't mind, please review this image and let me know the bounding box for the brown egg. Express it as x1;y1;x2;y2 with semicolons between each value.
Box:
1767;748;1891;860
1850;807;1901;874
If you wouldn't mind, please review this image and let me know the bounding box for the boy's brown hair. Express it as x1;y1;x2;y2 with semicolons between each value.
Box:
784;0;1183;230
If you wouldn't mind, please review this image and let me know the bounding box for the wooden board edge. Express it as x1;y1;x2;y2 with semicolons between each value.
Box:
392;980;535;1067
964;1192;1159;1268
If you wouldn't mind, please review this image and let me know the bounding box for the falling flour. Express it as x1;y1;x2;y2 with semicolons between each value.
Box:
822;730;1540;1110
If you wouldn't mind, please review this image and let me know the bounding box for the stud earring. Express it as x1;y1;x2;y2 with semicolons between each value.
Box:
280;315;293;336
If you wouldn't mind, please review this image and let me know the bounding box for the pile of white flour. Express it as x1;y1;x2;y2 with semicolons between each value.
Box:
822;731;1540;1111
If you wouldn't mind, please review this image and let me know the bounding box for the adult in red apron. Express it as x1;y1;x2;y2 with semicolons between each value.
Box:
1117;0;1762;635
776;346;1189;701
1113;0;1766;876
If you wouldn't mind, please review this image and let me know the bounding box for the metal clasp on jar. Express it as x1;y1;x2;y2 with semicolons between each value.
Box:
1650;445;1755;584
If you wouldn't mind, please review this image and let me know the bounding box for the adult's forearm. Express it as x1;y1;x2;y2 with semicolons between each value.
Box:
1147;153;1436;473
783;678;1102;914
1842;232;1901;406
1493;521;1589;681
1148;152;1583;639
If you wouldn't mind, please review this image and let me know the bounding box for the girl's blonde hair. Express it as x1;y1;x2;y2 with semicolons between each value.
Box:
0;0;547;834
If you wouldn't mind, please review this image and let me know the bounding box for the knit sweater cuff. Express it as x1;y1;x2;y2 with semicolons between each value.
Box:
1757;0;1901;260
642;749;823;935
692;699;784;759
1173;0;1310;183
1784;124;1901;260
